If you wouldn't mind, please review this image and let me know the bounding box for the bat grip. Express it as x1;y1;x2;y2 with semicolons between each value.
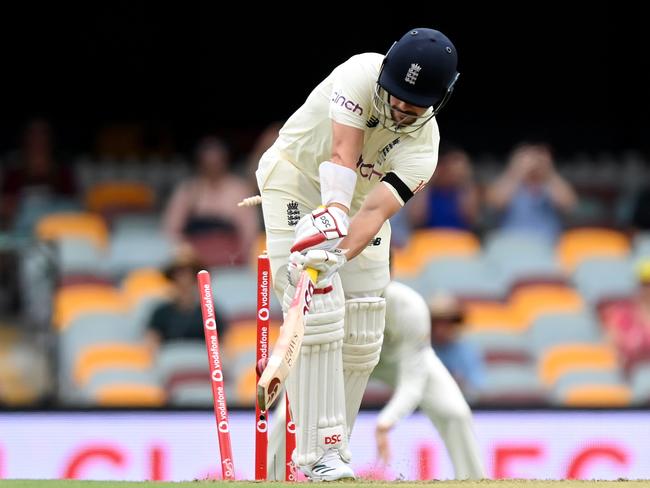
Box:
305;267;318;282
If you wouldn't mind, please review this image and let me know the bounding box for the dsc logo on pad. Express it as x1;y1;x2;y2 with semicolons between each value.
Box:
325;434;342;445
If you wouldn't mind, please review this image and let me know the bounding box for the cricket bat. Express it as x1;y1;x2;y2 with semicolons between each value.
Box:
256;266;318;411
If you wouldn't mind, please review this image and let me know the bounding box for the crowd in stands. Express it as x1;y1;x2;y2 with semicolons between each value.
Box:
0;117;649;409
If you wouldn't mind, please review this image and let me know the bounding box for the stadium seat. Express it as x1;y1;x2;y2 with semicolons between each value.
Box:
463;330;532;365
234;366;257;406
392;229;481;277
53;285;129;330
416;257;506;299
84;369;160;393
572;258;636;304
560;384;632;407
222;320;280;359
56;237;108;277
480;364;545;404
58;312;140;399
556;228;630;273
73;343;153;386
210;267;258;319
107;228;174;277
538;343;620;387
92;383;166;407
484;231;560;287
168;382;213;407
156;340;207;387
85;181;155;216
464;301;526;332
528;312;601;351
36;212;109;250
120;268;171;334
11;196;82;236
111;213;162;235
552;369;626;398
121;268;171;307
509;284;584;325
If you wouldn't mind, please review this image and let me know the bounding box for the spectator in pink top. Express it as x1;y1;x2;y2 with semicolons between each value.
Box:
602;260;650;371
162;136;259;266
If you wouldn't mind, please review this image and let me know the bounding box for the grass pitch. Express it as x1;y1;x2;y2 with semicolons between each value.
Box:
0;481;649;488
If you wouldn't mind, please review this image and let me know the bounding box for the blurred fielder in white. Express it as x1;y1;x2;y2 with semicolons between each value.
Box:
265;279;484;480
372;280;484;479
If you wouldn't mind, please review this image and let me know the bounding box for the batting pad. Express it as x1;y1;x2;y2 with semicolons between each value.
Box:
342;297;386;434
284;273;350;467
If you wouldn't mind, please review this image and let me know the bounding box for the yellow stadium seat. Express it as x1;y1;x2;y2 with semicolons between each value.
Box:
539;344;619;387
74;343;153;386
557;228;630;273
464;301;526;332
121;268;171;307
223;320;280;359
235;367;257;406
94;384;166;407
510;284;583;325
53;285;129;330
563;384;632;407
85;182;155;214
392;229;481;277
36;212;109;249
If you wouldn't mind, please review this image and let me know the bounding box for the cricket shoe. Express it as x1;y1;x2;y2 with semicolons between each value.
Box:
300;448;355;482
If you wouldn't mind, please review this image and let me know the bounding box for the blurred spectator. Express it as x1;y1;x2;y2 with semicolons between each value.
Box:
429;292;485;399
162;136;258;265
602;260;650;371
485;141;577;242
0;118;77;231
408;145;480;231
145;244;228;355
244;121;283;188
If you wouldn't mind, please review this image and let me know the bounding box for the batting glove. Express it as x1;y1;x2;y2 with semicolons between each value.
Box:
291;206;349;254
288;249;347;289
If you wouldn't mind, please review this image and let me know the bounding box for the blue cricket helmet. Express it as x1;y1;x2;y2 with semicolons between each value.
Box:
378;28;460;112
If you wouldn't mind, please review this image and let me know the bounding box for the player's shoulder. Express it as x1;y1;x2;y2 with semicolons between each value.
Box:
337;52;384;74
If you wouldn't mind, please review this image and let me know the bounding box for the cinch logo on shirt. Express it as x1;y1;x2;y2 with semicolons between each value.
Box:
331;91;363;116
356;156;384;181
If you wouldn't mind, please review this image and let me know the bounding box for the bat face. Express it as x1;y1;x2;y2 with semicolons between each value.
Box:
257;269;316;411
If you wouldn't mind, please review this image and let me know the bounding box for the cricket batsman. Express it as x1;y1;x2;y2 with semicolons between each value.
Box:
256;27;460;481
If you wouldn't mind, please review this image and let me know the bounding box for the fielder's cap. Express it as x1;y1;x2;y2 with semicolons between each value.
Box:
428;291;463;323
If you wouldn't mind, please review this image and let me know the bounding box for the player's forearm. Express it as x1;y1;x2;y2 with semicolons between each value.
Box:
376;350;429;429
339;206;388;259
339;183;401;259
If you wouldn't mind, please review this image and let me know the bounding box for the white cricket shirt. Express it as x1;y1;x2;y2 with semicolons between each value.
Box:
256;52;440;214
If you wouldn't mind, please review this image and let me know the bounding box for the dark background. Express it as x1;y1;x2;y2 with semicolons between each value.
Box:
0;1;646;160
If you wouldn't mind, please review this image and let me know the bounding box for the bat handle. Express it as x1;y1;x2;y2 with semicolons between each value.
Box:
305;267;318;282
